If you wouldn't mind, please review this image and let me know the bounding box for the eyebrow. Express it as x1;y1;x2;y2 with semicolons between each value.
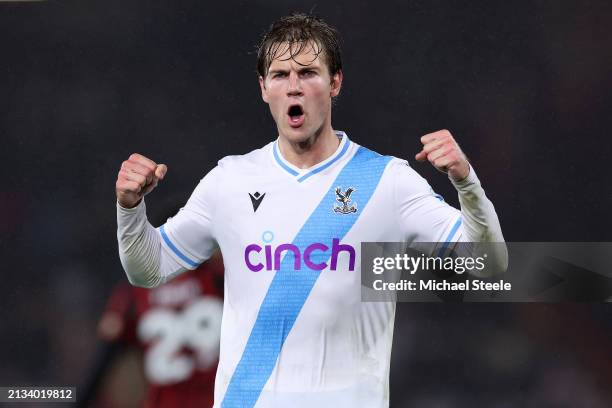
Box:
268;66;320;75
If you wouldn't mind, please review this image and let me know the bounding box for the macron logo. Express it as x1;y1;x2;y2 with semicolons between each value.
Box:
249;192;266;212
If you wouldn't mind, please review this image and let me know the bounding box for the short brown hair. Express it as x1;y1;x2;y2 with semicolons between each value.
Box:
256;13;343;78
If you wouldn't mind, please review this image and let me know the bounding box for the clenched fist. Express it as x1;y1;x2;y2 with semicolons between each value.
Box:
116;153;167;209
415;129;470;182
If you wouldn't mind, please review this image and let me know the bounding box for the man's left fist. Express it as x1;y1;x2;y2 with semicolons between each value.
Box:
415;129;470;182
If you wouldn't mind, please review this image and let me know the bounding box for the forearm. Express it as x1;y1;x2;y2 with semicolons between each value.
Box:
451;165;508;271
116;200;184;287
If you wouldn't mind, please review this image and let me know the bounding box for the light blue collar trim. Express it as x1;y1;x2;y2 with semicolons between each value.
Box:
272;142;300;176
272;131;351;182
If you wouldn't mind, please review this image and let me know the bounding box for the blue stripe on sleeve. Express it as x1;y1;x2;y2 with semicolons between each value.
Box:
436;217;462;258
159;224;199;268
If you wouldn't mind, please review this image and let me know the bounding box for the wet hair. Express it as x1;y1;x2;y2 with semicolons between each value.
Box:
256;13;343;78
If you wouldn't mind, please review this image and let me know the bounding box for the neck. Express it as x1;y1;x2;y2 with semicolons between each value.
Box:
278;125;340;169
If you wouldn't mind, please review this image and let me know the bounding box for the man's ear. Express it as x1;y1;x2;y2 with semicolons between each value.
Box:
330;70;343;98
259;76;269;103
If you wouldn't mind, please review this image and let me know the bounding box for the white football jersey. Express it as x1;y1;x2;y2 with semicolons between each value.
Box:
159;132;462;408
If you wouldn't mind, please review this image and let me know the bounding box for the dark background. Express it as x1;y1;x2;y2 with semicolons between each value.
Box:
1;1;611;406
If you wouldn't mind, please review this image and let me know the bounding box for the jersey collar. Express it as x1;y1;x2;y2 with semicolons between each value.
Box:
272;131;351;183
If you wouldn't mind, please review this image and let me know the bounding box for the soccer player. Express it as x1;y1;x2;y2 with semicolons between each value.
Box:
115;14;507;408
79;254;224;408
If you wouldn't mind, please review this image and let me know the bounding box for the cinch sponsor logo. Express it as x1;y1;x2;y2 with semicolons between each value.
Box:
244;238;356;272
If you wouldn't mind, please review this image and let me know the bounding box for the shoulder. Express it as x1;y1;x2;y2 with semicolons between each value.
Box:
194;142;273;186
341;143;394;172
352;144;432;197
386;156;426;182
350;143;422;180
214;142;274;176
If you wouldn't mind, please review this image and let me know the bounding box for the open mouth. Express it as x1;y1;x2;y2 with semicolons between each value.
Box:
287;104;305;128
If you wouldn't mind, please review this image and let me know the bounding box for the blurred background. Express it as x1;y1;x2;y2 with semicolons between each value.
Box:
1;0;611;406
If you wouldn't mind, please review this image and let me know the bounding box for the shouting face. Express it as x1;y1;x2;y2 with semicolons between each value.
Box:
259;41;342;145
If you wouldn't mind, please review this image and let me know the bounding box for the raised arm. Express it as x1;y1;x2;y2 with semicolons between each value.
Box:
115;153;220;287
115;153;182;287
415;129;507;271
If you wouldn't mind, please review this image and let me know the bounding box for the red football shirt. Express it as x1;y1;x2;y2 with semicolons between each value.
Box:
99;256;224;408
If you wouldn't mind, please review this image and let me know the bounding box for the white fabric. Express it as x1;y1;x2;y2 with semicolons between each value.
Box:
117;132;506;407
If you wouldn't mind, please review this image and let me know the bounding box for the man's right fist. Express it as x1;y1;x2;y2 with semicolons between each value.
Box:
116;153;167;209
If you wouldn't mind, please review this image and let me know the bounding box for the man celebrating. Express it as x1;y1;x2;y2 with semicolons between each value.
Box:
116;14;506;408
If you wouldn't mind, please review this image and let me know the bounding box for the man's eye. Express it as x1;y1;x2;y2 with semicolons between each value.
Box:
301;71;315;77
273;73;287;78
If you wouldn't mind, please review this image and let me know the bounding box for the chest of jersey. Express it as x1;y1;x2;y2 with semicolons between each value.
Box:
212;148;398;315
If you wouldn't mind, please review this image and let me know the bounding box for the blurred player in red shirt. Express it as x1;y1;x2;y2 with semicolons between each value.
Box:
80;252;223;408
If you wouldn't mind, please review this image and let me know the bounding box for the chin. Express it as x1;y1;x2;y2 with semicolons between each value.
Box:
281;127;314;143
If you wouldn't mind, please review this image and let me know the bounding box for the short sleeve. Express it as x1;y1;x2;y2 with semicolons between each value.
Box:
158;166;220;270
392;159;463;244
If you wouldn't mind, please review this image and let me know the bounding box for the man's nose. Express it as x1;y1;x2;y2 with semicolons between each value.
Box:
287;72;303;96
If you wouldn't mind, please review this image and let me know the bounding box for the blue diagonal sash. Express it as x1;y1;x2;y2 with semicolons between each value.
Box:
222;147;392;407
